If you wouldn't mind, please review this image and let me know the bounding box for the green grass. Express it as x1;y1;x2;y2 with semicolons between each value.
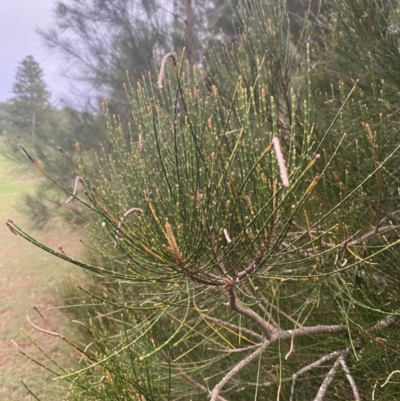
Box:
0;147;82;400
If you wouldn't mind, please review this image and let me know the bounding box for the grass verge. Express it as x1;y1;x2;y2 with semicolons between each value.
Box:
0;147;83;400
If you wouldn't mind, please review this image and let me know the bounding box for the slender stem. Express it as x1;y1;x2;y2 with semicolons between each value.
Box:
203;315;263;340
338;356;361;401
227;285;273;339
290;349;349;401
312;356;342;401
159;348;229;401
209;340;271;401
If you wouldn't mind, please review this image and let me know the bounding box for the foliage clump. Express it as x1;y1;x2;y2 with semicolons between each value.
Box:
7;0;400;400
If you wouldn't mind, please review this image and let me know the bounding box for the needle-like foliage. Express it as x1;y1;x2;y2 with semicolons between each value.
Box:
7;1;400;400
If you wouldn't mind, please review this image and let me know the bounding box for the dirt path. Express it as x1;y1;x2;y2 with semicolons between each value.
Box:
0;153;82;400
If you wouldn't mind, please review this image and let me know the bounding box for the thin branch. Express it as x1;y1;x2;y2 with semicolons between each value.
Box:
208;343;262;353
209;339;270;401
290;349;347;401
114;207;143;248
72;319;94;337
312;356;342;401
227;285;273;339
237;260;257;280
285;335;295;360
283;222;396;255
340;225;399;249
210;233;228;275
236;239;268;281
242;285;279;329
179;370;231;401
159;348;228;401
385;211;400;223
280;240;311;257
78;342;94;363
223;228;232;243
203;315;263;340
231;376;291;388
371;312;398;332
338;356;361;401
263;297;300;327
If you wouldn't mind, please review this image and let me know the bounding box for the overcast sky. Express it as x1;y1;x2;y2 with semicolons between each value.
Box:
0;0;67;105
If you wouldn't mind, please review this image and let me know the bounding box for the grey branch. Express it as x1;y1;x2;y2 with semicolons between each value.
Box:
179;371;229;401
208;323;347;401
210;233;228;275
338;355;361;401
371;311;398;332
312;356;342;401
209;339;271;401
263;297;300;327
242;285;279;329
228;285;274;339
160;347;229;401
290;349;348;401
341;225;399;248
277;324;347;341
237;260;257;280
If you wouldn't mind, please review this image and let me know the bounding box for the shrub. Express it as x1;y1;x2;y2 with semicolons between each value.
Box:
7;0;400;400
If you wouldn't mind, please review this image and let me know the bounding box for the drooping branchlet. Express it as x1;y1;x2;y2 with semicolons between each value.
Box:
272;137;289;187
157;52;176;89
66;176;85;204
114;207;143;248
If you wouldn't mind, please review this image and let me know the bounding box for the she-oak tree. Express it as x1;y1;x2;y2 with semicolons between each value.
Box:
6;0;400;400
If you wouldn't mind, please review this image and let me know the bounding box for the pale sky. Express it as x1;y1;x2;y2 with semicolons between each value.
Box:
0;0;67;105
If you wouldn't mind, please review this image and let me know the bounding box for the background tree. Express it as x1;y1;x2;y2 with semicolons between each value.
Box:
38;0;210;114
6;55;50;143
1;55;107;228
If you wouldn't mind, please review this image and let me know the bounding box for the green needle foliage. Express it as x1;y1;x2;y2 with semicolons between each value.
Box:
7;0;400;400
